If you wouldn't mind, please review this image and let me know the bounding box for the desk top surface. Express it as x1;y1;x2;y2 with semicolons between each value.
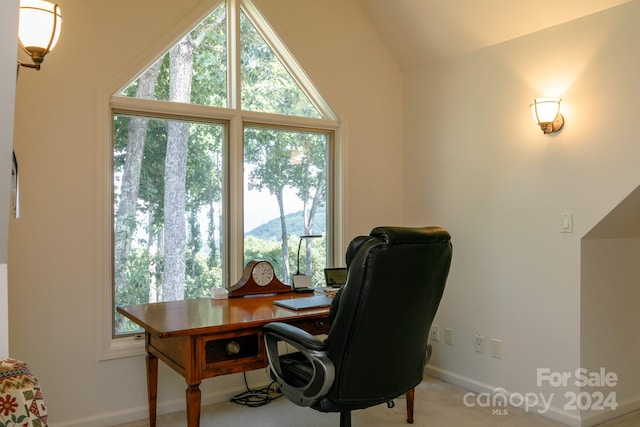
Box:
117;293;330;338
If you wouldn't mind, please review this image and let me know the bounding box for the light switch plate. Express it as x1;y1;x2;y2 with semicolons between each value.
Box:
561;213;573;233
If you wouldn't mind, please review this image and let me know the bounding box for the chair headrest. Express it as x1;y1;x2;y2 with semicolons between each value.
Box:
369;226;451;245
345;235;371;267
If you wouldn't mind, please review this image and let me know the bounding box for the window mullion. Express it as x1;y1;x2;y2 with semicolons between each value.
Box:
226;0;243;284
226;115;242;285
227;0;241;110
111;96;235;123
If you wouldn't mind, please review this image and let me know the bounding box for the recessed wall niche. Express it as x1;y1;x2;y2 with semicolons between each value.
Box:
581;184;640;419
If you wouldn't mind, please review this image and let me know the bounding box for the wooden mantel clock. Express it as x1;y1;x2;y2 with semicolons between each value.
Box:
229;260;292;297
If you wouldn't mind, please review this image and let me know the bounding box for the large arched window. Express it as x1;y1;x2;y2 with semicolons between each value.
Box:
104;0;339;350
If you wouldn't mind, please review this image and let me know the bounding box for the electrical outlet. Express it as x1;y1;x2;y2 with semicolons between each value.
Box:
474;335;485;354
490;339;503;359
430;325;440;342
444;328;454;345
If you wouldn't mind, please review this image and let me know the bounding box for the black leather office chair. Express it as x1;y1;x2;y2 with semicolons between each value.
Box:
264;226;452;427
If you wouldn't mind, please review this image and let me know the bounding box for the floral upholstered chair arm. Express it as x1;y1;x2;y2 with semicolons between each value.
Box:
0;359;47;427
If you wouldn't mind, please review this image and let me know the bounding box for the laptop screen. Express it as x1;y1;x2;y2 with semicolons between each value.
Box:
324;268;348;287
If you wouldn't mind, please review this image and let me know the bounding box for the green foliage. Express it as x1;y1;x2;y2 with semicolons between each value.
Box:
241;235;325;285
239;11;320;118
190;5;227;107
114;247;158;333
244;236;286;279
120;4;227;107
184;253;223;298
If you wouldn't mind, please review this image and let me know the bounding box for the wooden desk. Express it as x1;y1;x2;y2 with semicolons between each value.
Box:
117;294;330;427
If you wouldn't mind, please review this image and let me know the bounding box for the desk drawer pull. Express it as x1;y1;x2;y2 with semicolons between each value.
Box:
225;341;241;356
205;335;259;363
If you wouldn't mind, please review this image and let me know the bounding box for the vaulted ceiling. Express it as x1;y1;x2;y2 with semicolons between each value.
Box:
358;0;632;70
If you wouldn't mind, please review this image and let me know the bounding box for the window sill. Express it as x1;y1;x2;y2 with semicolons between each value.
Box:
99;334;145;360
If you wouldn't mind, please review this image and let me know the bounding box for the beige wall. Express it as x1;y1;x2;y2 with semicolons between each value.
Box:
406;2;640;426
9;0;403;425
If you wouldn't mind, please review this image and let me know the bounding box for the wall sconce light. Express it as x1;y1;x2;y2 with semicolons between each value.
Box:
530;97;564;134
17;0;62;70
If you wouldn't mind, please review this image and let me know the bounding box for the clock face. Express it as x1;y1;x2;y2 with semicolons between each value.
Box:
251;261;274;286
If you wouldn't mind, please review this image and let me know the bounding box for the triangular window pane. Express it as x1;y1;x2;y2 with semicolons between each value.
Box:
240;11;321;118
120;3;228;108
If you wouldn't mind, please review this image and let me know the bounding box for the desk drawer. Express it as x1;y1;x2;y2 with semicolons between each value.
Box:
205;333;259;364
201;330;266;377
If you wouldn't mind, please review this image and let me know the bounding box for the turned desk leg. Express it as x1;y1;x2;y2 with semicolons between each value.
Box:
406;388;415;424
146;353;158;427
186;383;202;427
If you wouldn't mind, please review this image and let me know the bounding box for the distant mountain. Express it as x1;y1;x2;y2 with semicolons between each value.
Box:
247;210;326;240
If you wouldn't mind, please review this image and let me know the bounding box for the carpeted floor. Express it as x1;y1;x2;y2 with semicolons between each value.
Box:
114;375;640;427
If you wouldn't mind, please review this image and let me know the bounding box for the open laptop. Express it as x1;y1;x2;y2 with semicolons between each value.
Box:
324;267;348;288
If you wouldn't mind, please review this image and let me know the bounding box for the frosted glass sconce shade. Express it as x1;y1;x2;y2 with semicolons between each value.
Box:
530;97;564;134
18;0;62;70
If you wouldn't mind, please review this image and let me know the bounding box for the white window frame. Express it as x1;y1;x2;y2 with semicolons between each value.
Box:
96;0;344;360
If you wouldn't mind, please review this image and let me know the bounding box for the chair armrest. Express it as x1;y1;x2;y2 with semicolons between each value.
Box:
264;322;334;407
264;322;327;351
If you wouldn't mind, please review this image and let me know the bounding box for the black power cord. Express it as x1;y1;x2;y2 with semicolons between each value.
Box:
230;371;283;407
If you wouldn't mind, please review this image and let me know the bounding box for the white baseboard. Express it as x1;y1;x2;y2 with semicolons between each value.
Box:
51;380;270;427
424;366;640;427
425;365;581;426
